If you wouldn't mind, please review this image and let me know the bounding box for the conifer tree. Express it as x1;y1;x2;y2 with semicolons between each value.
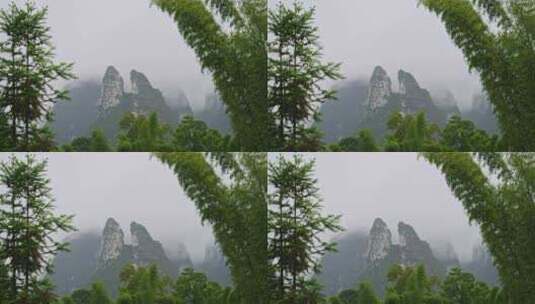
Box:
0;1;75;151
150;0;269;151
422;152;535;302
419;0;535;150
268;154;342;303
269;2;342;151
0;154;75;303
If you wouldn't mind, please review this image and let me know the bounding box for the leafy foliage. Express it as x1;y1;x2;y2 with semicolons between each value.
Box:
328;112;497;152
155;152;268;303
117;112;171;152
384;112;441;152
0;1;75;151
419;0;535;150
151;0;269;151
268;2;342;151
172;115;230;152
268;154;342;303
422;152;535;302
0;154;75;304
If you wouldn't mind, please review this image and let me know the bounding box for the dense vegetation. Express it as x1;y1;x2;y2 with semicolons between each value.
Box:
60;113;232;152
422;152;535;302
268;155;342;302
324;264;504;304
0;155;75;303
155;152;269;303
54;265;234;304
419;0;535;150
0;2;75;151
0;153;262;303
268;2;342;151
265;154;527;304
267;0;535;151
151;0;269;151
326;112;499;152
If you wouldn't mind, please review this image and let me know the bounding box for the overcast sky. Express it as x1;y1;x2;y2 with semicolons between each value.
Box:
0;153;215;262
273;0;483;109
0;0;214;109
270;152;482;262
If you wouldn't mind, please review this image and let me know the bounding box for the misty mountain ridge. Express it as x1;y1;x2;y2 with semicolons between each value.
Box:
51;66;231;144
317;217;499;296
319;66;498;142
50;218;231;297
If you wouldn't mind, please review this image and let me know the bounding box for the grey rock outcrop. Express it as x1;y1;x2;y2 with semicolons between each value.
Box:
130;221;174;271
398;222;440;269
368;66;392;111
97;218;125;267
99;66;124;113
130;70;155;96
397;70;435;112
366;218;393;263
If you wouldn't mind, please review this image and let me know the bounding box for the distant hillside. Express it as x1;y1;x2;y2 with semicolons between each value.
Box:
51;66;230;144
317;218;499;296
50;218;230;297
319;66;498;142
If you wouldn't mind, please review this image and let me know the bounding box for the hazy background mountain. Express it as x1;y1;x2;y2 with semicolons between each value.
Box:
272;0;483;105
51;66;230;144
317;219;498;296
318;66;497;142
1;0;215;107
268;153;494;295
0;153;217;261
50;219;230;297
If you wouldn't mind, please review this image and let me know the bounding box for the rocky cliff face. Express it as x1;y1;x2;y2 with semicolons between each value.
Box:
99;66;124;113
130;70;154;96
92;67;191;140
52;65;230;143
130;221;176;273
126;70;170;115
319;218;447;296
397;70;438;115
92;219;188;297
398;222;443;274
98;218;125;267
51;218;229;297
366;218;392;263
368;66;392;111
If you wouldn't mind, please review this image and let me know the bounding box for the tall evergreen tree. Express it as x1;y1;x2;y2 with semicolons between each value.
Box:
151;0;269;151
419;0;535;150
269;2;342;151
155;152;268;304
0;154;75;304
268;154;342;303
0;1;75;151
422;152;535;303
